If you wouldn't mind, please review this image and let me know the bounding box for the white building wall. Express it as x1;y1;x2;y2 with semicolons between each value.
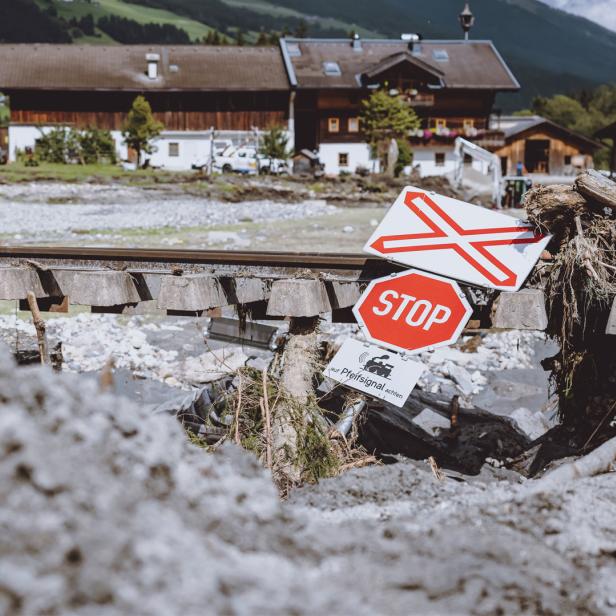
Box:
146;132;213;169
8;125;291;171
8;125;47;162
411;146;457;177
318;142;377;175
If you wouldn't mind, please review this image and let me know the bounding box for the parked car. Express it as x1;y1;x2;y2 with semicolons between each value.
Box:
213;145;289;175
191;139;234;170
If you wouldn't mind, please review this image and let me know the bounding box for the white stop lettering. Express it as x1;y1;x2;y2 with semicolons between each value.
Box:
372;290;451;331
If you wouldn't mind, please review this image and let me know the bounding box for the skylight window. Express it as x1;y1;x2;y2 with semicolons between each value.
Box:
432;49;449;62
287;42;301;57
323;61;341;76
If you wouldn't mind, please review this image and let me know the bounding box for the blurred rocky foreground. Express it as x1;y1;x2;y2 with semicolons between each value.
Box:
1;344;616;615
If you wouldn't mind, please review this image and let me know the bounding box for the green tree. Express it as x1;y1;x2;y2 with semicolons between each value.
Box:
359;88;420;171
259;126;288;159
534;95;586;130
122;96;162;167
394;138;412;177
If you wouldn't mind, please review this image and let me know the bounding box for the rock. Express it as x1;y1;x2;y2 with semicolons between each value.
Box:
445;362;476;397
412;407;451;434
510;407;551;441
492;289;548;331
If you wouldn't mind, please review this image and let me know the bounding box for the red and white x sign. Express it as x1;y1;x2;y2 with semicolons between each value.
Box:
365;188;551;291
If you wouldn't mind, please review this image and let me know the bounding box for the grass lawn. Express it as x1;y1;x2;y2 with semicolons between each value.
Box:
0;162;196;185
36;0;214;42
221;0;381;37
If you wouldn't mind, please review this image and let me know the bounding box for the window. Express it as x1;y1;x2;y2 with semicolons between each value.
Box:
323;61;341;76
435;152;445;167
463;118;475;130
564;155;572;165
168;142;180;157
435;118;447;129
348;117;359;133
338;152;349;167
328;117;340;133
286;42;301;57
432;49;449;62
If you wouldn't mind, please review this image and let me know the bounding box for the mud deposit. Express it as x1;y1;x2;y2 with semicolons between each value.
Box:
1;345;615;615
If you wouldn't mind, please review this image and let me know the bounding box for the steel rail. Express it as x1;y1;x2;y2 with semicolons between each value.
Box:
0;246;393;271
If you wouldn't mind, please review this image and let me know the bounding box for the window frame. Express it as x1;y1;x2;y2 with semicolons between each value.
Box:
435;118;447;130
338;152;349;167
168;142;180;157
434;152;446;167
347;117;360;133
328;117;340;133
463;118;475;130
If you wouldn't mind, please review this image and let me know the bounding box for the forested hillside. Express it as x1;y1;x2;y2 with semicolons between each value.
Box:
2;0;616;108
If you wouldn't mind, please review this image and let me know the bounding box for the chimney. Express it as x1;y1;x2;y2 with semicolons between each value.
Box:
146;53;160;79
352;32;362;51
401;33;421;53
459;3;475;41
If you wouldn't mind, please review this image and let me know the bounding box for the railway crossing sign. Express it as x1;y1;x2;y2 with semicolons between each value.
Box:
353;269;473;354
364;187;551;291
324;338;424;407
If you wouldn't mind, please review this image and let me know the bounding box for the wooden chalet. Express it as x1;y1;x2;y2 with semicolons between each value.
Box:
280;36;519;174
0;44;291;168
491;115;602;176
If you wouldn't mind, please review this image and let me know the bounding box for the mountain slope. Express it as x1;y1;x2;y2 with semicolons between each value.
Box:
5;0;616;109
226;0;616;108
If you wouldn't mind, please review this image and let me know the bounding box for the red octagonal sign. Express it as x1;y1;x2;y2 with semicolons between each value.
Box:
353;269;472;355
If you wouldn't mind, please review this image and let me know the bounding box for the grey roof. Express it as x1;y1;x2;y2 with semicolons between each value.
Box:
501;116;602;151
280;38;519;90
0;44;289;91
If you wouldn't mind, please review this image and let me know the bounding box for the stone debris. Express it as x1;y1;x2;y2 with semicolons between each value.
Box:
322;323;542;399
0;314;248;389
0;343;615;615
510;406;552;441
0;184;337;243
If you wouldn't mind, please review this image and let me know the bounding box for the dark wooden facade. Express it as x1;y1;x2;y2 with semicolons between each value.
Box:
294;63;497;151
9;90;289;132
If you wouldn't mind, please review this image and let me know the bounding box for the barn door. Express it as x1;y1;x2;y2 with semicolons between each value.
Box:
525;139;550;173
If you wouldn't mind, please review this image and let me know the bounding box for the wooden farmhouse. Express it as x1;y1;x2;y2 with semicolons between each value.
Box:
490;115;601;177
0;33;598;176
280;36;519;175
0;44;291;169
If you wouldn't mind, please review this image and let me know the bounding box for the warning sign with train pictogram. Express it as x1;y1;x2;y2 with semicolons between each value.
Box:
325;186;548;407
364;187;551;291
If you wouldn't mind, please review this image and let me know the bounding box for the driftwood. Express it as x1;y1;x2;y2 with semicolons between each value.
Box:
26;291;49;365
575;169;616;209
529;435;616;492
271;316;320;486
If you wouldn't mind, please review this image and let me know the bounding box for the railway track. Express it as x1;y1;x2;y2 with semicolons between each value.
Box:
0;246;381;269
0;245;547;330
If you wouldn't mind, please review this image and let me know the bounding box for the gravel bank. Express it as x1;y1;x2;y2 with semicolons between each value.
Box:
0;345;614;615
0;187;336;241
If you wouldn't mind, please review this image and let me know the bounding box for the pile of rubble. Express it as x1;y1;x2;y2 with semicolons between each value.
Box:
1;343;615;614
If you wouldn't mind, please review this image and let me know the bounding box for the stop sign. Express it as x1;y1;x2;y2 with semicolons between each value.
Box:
353;269;472;354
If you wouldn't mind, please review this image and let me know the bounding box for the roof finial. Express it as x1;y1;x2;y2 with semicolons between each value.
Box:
459;3;475;41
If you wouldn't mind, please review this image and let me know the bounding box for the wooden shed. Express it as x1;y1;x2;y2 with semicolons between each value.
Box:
492;116;601;176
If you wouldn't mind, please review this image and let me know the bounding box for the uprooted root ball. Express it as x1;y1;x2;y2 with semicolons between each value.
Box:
524;176;616;439
216;367;372;493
